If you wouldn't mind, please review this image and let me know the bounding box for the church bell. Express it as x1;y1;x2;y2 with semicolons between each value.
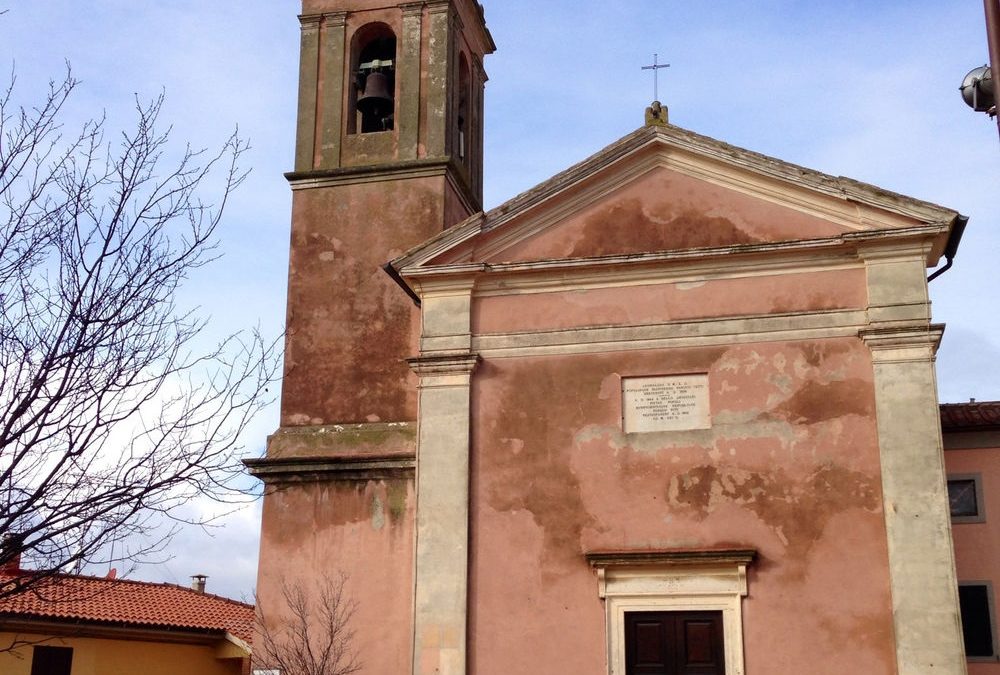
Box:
357;70;394;121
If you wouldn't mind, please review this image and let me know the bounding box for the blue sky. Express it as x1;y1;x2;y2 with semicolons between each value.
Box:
2;1;998;599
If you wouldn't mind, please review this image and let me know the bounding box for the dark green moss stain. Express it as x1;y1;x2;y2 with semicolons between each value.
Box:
387;480;409;524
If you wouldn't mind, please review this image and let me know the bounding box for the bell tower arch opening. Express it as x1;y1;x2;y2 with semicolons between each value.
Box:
457;52;471;163
349;23;396;134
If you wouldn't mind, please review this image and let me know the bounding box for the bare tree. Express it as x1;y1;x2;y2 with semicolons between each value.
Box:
254;574;362;675
0;64;278;598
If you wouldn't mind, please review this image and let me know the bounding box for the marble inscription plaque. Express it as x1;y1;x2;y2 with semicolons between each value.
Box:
622;374;710;433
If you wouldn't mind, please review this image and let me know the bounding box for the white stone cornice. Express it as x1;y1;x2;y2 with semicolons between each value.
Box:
474;309;867;358
856;238;937;261
396;223;949;295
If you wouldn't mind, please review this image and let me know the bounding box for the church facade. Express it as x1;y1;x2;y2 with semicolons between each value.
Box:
249;2;973;674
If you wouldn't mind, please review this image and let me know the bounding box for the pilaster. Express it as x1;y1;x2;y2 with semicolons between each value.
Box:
398;3;424;160
471;57;486;199
423;2;452;158
408;353;479;675
317;12;348;169
294;14;323;172
862;325;967;674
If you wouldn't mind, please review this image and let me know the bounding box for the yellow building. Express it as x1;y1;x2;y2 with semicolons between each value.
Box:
0;567;251;675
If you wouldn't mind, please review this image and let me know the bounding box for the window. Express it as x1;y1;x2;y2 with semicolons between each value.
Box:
959;582;998;660
625;611;725;675
31;646;73;675
948;474;985;523
588;549;754;675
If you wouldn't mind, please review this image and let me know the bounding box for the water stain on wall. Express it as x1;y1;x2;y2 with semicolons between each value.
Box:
769;379;874;425
667;463;879;567
569;198;763;258
481;349;728;571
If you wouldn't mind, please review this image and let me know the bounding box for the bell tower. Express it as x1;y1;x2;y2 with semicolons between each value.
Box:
250;2;494;674
281;0;494;428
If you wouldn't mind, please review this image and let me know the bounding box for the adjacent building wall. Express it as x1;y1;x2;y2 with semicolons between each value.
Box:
0;632;244;675
945;426;1000;674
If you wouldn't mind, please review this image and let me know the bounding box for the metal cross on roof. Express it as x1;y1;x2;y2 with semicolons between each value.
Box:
642;53;671;102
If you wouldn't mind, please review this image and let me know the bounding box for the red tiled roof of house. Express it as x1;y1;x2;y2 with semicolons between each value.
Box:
940;401;1000;431
0;572;254;644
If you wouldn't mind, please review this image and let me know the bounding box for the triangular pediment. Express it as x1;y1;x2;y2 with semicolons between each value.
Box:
392;124;961;276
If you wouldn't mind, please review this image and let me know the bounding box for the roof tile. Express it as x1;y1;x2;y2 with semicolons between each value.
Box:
0;573;253;643
940;401;1000;431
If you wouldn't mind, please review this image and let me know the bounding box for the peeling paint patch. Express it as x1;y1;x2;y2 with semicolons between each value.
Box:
667;463;880;564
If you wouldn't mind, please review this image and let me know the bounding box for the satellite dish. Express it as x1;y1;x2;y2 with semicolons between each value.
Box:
960;65;995;113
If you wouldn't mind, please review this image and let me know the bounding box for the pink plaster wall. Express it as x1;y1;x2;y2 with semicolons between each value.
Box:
473;268;866;335
256;478;415;675
480;166;850;264
282;176;446;427
468;339;897;675
945;441;1000;674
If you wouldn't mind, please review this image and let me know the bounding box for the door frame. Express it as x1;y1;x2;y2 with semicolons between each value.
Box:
587;550;753;675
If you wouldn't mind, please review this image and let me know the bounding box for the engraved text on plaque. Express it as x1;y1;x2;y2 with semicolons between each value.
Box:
622;374;710;433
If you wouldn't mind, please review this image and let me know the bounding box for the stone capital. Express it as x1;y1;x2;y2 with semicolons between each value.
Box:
861;324;944;362
407;353;480;377
321;11;348;28
298;13;323;30
424;0;452;15
400;2;425;17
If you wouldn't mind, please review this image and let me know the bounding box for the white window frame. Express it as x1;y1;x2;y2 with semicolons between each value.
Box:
588;550;753;675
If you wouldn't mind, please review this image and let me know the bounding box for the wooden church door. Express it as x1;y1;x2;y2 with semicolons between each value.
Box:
624;611;726;675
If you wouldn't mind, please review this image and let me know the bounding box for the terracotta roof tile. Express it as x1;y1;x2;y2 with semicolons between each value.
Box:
0;573;253;643
940;401;1000;431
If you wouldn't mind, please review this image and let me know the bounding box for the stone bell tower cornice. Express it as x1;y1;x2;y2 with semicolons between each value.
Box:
300;0;495;52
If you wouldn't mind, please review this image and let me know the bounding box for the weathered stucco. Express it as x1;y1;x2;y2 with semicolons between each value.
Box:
481;165;853;264
281;175;445;426
468;340;896;674
257;477;415;675
472;268;867;335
